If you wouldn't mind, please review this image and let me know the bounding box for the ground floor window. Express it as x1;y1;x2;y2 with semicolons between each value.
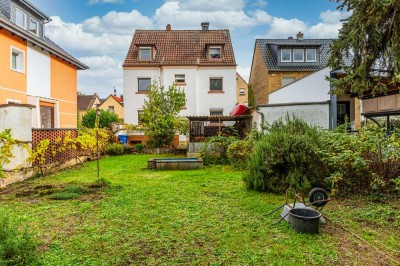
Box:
210;109;223;116
40;102;55;128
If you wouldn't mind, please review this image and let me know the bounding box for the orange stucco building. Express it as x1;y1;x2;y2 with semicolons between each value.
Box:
0;0;87;128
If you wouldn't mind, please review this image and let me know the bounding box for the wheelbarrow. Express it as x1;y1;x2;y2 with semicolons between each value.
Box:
265;187;330;225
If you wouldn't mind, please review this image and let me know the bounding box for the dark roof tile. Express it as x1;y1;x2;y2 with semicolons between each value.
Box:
256;39;333;71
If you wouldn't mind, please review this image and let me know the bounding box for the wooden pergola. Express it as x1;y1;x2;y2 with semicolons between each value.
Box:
187;115;252;142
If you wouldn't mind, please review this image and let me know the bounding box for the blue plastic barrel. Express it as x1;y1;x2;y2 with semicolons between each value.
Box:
118;135;127;145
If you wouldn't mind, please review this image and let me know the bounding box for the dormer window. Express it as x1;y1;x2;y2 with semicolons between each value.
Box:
306;49;317;62
209;46;222;59
29;18;39;36
293;49;304;62
16;8;27;29
281;49;291;62
139;47;152;60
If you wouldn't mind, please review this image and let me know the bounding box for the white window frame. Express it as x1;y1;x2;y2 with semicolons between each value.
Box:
174;74;185;84
139;47;152;60
306;49;317;62
6;99;21;104
108;106;115;113
281;49;291;62
293;49;304;62
29;17;39;36
15;8;27;29
10;46;25;73
209;46;222;59
239;88;246;95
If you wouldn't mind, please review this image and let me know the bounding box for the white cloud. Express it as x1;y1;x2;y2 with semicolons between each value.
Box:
154;1;271;31
45;16;132;58
166;0;245;11
237;66;250;83
83;10;153;35
78;56;123;96
263;10;351;38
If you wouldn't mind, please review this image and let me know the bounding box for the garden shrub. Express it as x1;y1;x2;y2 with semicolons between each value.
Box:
123;145;135;154
135;144;144;153
200;134;239;165
227;128;261;169
243;117;330;193
320;127;400;195
105;143;124;156
0;216;39;266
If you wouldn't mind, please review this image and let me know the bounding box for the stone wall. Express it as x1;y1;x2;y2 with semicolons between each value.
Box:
0;104;33;170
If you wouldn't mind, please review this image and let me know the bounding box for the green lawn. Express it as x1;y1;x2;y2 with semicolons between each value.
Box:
0;155;399;265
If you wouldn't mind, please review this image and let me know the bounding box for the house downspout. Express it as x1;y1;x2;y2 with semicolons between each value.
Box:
329;70;338;130
255;106;265;133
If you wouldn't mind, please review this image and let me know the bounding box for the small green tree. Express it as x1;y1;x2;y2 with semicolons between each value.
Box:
81;109;119;129
141;83;186;147
247;84;255;108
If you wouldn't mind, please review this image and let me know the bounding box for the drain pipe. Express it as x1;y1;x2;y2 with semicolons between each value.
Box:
255;106;265;133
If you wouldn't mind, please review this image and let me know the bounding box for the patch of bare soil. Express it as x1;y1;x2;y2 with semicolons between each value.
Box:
324;223;399;266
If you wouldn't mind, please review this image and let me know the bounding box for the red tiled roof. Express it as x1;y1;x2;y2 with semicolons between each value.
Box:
123;30;237;67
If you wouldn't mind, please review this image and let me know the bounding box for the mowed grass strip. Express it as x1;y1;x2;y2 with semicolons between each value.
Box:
0;154;398;265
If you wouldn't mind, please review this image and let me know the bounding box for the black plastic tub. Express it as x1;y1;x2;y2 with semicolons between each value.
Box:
289;208;321;234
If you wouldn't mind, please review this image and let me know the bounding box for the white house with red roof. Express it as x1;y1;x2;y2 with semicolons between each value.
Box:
123;22;237;126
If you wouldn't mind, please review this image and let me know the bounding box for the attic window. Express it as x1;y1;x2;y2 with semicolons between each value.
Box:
293;49;304;62
16;8;27;29
29;18;39;36
139;47;152;60
281;49;291;62
239;88;246;95
209;46;222;59
306;49;317;62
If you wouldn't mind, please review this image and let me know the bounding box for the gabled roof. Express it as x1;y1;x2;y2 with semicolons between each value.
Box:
0;8;88;70
124;29;236;67
256;39;334;71
77;95;99;111
99;95;124;108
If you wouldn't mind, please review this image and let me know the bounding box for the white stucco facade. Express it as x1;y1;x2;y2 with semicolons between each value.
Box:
269;67;331;104
27;44;51;98
123;66;237;125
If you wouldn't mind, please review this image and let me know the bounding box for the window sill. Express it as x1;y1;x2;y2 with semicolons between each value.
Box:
175;83;187;86
208;91;224;94
10;68;25;74
136;91;149;94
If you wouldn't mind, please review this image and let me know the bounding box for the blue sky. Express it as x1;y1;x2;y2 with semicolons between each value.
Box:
30;0;349;97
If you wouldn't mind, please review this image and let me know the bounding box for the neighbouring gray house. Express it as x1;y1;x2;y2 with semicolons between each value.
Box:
249;32;359;129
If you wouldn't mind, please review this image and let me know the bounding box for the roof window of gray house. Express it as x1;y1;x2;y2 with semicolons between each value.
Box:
29;17;39;36
293;49;304;62
15;8;27;29
306;49;317;62
281;49;291;62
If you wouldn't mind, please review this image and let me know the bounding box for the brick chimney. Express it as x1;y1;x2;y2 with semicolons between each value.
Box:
120;94;124;103
296;31;304;40
166;24;171;31
201;22;209;31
